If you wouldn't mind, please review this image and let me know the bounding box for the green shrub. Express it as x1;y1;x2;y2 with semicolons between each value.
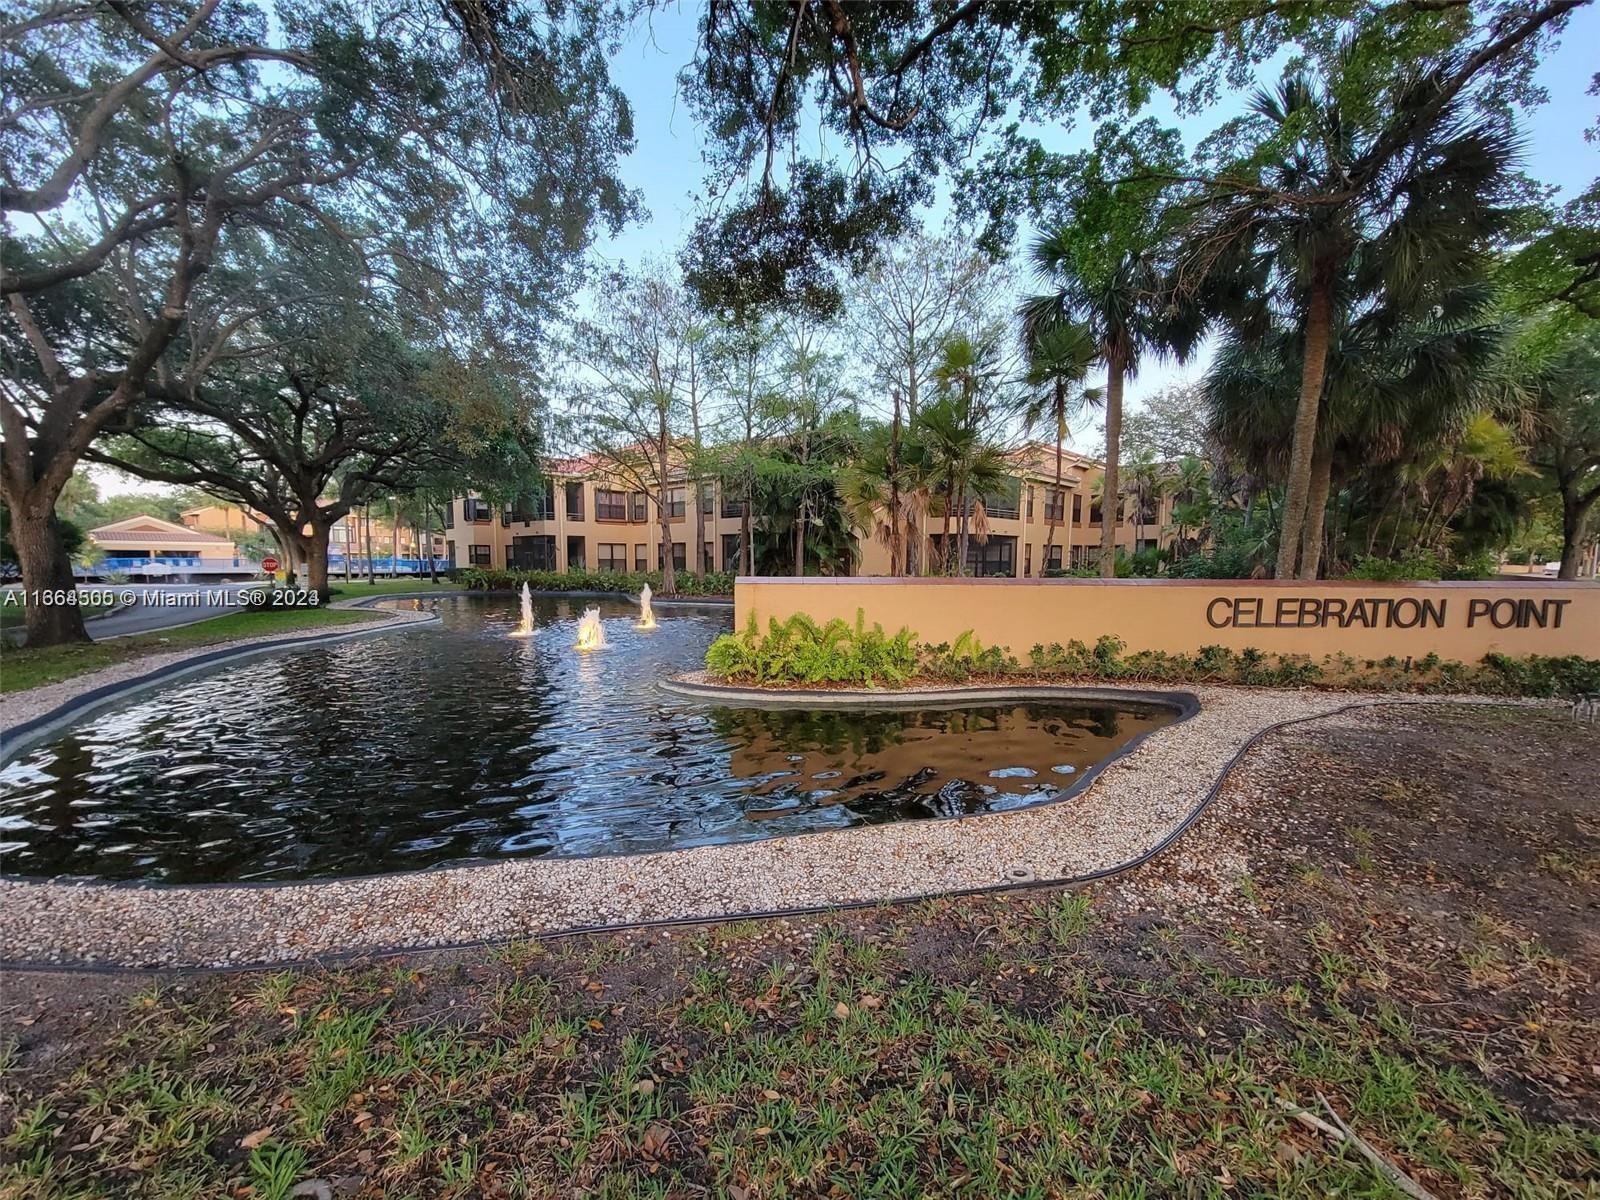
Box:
454;567;734;596
706;615;1599;698
1345;551;1443;582
705;609;917;687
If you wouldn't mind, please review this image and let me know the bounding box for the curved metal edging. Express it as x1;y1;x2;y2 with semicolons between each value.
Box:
0;690;1479;978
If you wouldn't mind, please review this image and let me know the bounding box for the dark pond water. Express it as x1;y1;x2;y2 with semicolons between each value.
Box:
0;595;1179;883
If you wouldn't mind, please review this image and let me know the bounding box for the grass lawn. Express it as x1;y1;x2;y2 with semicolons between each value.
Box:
0;608;379;694
0;596;115;634
2;706;1595;1197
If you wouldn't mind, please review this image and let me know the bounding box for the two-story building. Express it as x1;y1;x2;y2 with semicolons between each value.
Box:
446;445;1183;579
444;455;753;576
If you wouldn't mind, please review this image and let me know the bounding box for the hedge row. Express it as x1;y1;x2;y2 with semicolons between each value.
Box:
453;567;735;597
705;613;1600;698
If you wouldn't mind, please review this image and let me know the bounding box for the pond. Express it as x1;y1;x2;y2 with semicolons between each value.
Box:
0;595;1181;883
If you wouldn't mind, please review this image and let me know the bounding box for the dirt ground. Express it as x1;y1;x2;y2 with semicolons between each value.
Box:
3;702;1596;1198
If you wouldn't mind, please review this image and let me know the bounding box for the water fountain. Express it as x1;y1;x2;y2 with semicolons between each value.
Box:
574;606;608;650
636;583;657;629
509;582;536;638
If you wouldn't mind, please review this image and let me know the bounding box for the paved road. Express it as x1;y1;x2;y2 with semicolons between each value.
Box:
2;582;260;644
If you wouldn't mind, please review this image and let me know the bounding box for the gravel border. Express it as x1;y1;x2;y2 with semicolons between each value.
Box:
0;667;1553;970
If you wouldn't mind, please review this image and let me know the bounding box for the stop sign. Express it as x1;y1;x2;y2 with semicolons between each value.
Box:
261;556;279;572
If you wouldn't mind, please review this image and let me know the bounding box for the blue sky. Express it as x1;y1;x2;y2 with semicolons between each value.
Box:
587;3;1600;444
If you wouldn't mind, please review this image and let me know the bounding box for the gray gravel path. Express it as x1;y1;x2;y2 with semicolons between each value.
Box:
1;677;1549;970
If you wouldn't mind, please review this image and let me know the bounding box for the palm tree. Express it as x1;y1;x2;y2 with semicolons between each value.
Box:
929;335;1007;573
838;411;933;576
1178;51;1521;578
1206;278;1508;574
1125;450;1166;556
1022;241;1199;578
1015;319;1100;575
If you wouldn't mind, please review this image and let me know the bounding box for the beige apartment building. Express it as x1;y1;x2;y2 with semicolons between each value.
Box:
447;446;1182;579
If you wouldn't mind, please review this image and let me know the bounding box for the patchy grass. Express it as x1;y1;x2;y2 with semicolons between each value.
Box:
0;608;378;694
2;707;1595;1198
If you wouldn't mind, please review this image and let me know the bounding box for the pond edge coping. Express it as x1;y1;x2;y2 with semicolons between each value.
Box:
0;610;439;763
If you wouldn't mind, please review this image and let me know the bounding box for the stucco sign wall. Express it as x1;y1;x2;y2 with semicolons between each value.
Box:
735;578;1600;662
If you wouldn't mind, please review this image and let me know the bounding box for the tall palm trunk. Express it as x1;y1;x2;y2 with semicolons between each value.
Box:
656;422;676;596
424;508;437;582
1298;445;1334;580
955;483;970;576
940;472;955;574
364;506;375;584
1041;381;1064;576
889;389;903;576
1277;271;1335;579
1100;347;1126;579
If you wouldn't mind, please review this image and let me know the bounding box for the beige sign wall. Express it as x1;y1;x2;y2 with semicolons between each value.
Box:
735;578;1600;661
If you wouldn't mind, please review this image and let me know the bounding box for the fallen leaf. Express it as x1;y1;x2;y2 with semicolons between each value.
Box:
633;1080;655;1095
833;1002;850;1019
239;1127;274;1150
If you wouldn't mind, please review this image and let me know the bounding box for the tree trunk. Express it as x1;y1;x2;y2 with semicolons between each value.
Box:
889;389;903;576
1559;493;1597;580
741;488;753;576
694;484;706;579
794;496;807;577
11;506;90;646
1041;392;1064;575
1100;349;1125;579
1297;444;1334;581
656;435;675;598
305;525;332;599
363;507;375;584
1276;272;1334;579
955;484;970;576
424;509;437;582
940;475;954;574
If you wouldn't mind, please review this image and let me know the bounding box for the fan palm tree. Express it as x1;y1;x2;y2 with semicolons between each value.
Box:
1021;242;1200;578
838;412;933;576
1178;50;1521;578
1206;278;1510;574
1014;319;1100;574
916;394;1009;575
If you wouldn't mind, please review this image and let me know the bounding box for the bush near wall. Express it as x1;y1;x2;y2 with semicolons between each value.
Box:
454;567;734;597
705;616;1600;698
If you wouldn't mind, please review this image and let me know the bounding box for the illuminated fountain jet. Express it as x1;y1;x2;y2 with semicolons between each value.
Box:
509;582;536;638
575;606;608;650
636;583;657;629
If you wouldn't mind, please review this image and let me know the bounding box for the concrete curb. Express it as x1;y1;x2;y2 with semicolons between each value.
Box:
0;612;437;763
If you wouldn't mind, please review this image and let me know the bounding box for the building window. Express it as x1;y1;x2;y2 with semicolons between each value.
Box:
630;492;647;522
700;482;715;515
966;536;1015;578
667;488;686;519
446;539;456;566
597;543;627;572
1089;500;1103;525
443;503;454;530
510;480;554;523
566;535;585;571
1025;543;1033;576
468;543;492;565
1044;489;1065;523
463;498;491;523
659;541;686;570
564;481;584;520
1072;494;1082;523
510;535;555;571
634;543;647;572
1046;545;1063;572
721;494;746;520
703;542;715;572
596;489;627;521
722;532;742;572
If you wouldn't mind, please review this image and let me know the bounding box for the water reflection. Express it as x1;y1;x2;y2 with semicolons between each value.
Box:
0;596;1177;883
